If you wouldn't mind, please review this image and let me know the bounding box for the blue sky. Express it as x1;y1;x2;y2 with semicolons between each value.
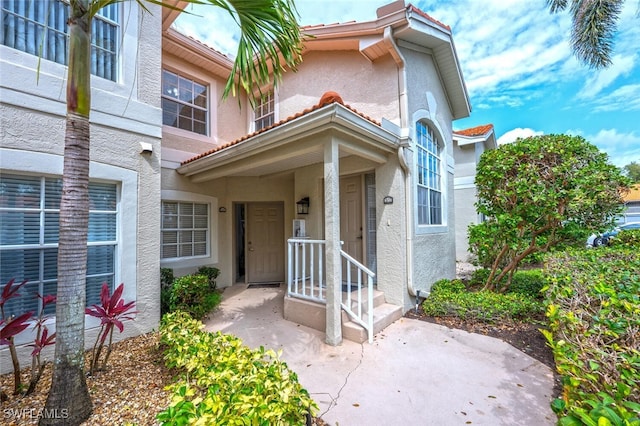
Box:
174;0;640;168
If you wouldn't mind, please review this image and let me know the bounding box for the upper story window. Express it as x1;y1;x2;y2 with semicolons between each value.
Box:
161;201;209;260
162;70;208;136
0;173;117;318
0;0;119;81
416;122;442;225
254;91;275;131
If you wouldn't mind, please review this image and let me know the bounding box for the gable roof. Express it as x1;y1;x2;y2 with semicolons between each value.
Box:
163;1;470;120
454;124;494;138
301;2;470;119
177;92;398;181
453;124;497;149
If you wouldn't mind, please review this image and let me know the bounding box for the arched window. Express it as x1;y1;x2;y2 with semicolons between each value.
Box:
416;121;442;225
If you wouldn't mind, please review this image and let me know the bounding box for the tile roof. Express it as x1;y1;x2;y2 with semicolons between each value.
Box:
167;27;232;60
407;4;451;31
453;124;494;137
180;92;381;166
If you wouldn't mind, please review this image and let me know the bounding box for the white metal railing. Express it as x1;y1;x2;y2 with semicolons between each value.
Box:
287;238;326;303
287;238;376;343
340;250;375;344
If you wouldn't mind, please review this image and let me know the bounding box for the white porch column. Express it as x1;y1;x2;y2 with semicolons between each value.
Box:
324;139;342;345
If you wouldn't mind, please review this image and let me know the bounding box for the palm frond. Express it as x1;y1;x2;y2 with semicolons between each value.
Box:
548;0;625;68
570;0;623;68
211;0;304;107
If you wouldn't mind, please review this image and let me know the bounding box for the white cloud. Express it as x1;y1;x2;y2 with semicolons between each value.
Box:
578;54;636;99
589;83;640;112
496;128;544;145
579;129;640;167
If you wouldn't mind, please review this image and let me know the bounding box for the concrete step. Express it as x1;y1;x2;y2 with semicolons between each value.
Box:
340;289;385;322
342;302;403;344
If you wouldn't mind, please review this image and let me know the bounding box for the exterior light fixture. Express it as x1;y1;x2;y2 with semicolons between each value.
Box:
296;197;310;215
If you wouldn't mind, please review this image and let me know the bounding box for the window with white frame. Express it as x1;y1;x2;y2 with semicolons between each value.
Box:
0;0;119;81
161;70;208;136
161;201;209;259
0;174;117;319
416;122;443;225
254;90;275;131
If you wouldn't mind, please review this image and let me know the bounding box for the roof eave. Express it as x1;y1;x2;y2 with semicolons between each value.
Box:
177;103;399;177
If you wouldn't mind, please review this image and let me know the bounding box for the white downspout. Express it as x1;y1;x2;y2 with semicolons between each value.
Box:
384;26;417;298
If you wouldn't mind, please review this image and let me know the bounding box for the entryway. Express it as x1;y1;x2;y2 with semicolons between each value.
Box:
234;202;285;284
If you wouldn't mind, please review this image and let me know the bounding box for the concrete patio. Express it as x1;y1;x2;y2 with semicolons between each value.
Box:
204;283;556;425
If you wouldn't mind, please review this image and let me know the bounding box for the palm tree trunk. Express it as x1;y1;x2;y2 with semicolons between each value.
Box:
41;1;93;423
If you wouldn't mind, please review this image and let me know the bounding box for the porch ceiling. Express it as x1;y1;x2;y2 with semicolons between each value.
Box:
177;103;400;183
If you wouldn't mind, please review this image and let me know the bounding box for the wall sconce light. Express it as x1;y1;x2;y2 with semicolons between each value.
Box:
218;207;227;213
296;197;310;215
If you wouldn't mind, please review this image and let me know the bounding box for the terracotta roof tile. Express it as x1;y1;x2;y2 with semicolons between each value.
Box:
170;28;232;60
408;4;451;31
180;92;381;166
453;124;494;137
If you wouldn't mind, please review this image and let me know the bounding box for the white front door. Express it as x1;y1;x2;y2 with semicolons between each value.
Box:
247;202;285;283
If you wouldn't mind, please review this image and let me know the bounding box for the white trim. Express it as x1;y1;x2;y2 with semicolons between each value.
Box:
411;109;449;235
454;175;475;189
0;148;138;340
160;190;219;269
249;88;278;133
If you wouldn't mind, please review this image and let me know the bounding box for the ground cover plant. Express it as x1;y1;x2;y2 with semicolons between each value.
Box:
421;269;545;323
158;311;318;425
543;245;640;425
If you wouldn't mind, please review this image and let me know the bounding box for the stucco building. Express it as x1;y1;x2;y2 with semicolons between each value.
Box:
1;0;474;371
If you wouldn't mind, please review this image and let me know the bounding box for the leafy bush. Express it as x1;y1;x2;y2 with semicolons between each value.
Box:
196;266;220;291
470;268;491;287
470;268;545;300
421;278;543;322
507;269;545;299
543;247;640;425
470;134;630;291
169;274;221;320
157;311;317;425
160;268;174;316
609;228;640;248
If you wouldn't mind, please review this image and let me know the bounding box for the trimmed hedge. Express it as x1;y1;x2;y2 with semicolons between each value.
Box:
421;278;543;322
543;247;640;425
158;311;317;425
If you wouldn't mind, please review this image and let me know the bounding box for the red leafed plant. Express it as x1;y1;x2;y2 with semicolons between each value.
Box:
25;293;57;395
0;278;33;396
0;312;33;345
85;283;136;375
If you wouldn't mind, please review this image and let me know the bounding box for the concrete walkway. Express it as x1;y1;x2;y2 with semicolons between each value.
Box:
204;284;556;426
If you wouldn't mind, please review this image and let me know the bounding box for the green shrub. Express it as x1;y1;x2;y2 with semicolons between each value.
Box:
157;311;317;425
421;278;543;322
507;269;545;299
543;247;640;425
470;268;545;300
160;268;174;316
169;274;221;320
609;228;640;248
196;266;220;291
470;268;491;287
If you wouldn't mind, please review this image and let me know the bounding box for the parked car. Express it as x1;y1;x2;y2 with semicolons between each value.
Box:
586;222;640;247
